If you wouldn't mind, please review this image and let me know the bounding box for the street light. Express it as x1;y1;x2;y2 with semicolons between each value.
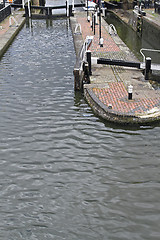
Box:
98;0;103;47
99;0;102;40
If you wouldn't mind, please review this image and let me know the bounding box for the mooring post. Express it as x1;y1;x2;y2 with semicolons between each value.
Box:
128;85;133;100
25;5;29;17
100;37;104;47
145;57;151;80
69;5;72;17
45;7;49;16
87;50;92;75
49;8;52;17
74;68;80;91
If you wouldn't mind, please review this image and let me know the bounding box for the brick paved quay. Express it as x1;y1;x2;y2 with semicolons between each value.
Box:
71;11;160;125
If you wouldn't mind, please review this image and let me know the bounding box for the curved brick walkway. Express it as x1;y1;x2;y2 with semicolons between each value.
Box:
75;11;160;124
93;83;160;116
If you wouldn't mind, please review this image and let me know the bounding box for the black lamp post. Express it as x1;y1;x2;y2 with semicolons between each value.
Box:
99;0;102;40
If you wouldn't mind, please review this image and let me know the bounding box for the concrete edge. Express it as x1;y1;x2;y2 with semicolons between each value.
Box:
0;16;26;59
84;85;160;125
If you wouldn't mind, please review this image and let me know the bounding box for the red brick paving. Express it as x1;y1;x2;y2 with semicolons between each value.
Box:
93;83;160;115
76;13;160;118
77;17;120;53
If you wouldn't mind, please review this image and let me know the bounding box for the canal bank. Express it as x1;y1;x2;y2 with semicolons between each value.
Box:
70;10;160;125
0;10;25;58
110;8;160;49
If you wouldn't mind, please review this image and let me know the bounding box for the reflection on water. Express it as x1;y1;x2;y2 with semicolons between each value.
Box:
0;19;160;240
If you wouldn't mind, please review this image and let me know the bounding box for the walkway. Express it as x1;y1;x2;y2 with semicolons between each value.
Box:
75;11;160;124
0;9;25;58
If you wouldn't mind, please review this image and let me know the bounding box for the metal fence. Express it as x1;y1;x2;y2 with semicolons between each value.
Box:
0;5;11;23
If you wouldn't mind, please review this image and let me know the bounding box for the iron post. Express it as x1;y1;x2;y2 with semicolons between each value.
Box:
99;0;102;42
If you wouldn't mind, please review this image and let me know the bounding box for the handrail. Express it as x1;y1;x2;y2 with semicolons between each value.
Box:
0;5;11;23
9;16;18;27
78;36;93;70
75;23;81;34
140;48;160;63
108;24;117;35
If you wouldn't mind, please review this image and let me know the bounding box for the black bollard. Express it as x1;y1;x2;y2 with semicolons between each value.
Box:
128;85;133;100
87;51;92;76
49;8;52;17
69;5;72;17
145;57;151;80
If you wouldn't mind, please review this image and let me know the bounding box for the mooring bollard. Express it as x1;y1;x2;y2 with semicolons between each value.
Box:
128;85;133;100
87;50;92;76
145;57;151;80
100;37;103;47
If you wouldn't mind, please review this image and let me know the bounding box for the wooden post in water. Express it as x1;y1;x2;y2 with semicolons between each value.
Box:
74;68;80;91
49;8;52;17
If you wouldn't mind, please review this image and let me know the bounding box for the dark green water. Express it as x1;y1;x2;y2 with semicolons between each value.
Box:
0;17;160;240
104;12;160;62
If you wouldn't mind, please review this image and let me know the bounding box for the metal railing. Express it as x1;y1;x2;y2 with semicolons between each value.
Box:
140;48;160;71
140;48;160;63
78;36;93;70
108;24;117;35
0;5;11;23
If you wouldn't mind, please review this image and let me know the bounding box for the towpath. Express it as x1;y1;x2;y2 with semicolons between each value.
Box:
72;11;160;124
0;9;25;58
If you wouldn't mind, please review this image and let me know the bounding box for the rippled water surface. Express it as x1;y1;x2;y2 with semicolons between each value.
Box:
0;19;160;240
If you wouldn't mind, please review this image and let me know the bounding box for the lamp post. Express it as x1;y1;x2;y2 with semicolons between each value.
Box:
87;0;88;18
72;0;74;13
99;0;102;40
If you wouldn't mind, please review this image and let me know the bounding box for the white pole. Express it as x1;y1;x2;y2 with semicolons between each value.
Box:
28;0;31;18
72;0;74;11
67;0;69;17
22;0;24;9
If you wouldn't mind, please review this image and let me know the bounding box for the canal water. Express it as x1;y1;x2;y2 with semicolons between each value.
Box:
0;16;160;240
104;12;160;63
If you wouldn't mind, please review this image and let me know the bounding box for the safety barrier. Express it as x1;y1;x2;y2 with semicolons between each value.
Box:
108;24;117;35
9;15;19;27
74;23;81;35
0;5;11;23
